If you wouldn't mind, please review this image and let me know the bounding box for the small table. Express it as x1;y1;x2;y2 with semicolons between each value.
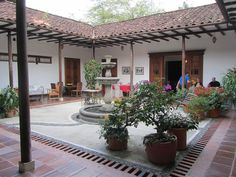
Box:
82;89;101;105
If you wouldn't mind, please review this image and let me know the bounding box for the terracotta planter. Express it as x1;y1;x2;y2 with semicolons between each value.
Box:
208;108;220;118
168;128;187;150
107;137;127;151
145;138;177;165
196;111;206;120
183;104;189;113
5;109;16;118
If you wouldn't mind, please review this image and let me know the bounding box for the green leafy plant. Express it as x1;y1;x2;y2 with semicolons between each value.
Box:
100;97;138;142
207;90;225;110
222;67;236;107
0;89;5;115
2;87;19;112
132;82;176;145
188;96;210;116
164;111;198;130
84;59;102;89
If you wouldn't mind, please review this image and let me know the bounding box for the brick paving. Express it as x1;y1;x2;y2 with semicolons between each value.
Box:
0;111;236;177
0;128;135;177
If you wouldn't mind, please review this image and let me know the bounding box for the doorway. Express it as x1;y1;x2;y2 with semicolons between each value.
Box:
64;58;81;86
166;60;182;91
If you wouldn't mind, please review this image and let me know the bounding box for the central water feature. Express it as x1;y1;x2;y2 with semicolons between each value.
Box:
78;55;120;123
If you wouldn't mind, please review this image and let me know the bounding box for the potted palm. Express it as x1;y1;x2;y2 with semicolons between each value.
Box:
2;87;19;118
133;82;177;165
167;112;198;150
100;97;138;151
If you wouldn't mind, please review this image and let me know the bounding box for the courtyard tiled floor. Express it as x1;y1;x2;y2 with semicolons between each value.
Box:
0;102;235;176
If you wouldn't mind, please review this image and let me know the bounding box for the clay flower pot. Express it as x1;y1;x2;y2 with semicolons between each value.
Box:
107;137;127;151
168;128;187;150
145;138;177;165
208;108;220;118
5;109;16;118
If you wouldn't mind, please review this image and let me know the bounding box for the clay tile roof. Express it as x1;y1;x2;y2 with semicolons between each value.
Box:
0;0;93;38
94;3;225;38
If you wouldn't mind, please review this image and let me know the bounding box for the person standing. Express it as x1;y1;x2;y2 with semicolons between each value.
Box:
176;73;190;89
208;77;221;87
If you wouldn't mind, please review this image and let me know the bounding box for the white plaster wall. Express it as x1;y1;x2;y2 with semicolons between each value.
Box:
96;31;236;87
0;34;91;89
1;31;236;90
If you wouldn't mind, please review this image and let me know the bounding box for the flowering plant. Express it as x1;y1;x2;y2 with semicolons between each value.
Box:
134;80;150;91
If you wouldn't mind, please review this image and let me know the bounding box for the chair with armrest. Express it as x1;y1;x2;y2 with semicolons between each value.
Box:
48;83;60;99
71;82;82;97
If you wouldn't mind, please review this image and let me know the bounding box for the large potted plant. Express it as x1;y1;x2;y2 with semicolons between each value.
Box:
133;82;177;165
222;67;236;109
100;97;138;151
84;59;102;89
167;112;198;150
187;96;210;120
207;88;224;118
2;87;19;118
0;89;5;118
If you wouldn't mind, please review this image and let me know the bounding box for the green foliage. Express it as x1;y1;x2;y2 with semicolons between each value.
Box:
164;112;198;130
178;1;191;10
207;91;225;109
0;89;4;114
188;96;210;113
2;87;18;112
100;97;138;141
222;67;236;107
87;0;164;25
132;82;176;144
84;59;102;89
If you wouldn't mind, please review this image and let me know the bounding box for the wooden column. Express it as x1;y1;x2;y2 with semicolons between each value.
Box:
92;40;95;59
181;36;186;89
58;40;63;99
8;31;13;88
130;41;134;92
16;0;35;172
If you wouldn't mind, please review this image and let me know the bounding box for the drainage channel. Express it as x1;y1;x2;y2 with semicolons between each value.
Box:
169;119;222;177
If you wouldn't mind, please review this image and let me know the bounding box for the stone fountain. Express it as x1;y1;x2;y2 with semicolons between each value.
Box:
77;55;120;123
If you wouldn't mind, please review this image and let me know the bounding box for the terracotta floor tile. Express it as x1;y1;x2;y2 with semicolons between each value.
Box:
0;160;14;170
33;164;54;176
213;155;234;167
0;166;19;177
215;150;235;159
205;162;231;177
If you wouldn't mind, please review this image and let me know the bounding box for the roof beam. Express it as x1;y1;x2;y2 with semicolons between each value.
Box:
158;32;179;40
215;24;225;35
199;26;213;36
184;28;201;38
171;30;190;39
147;33;169;41
224;1;236;6
216;0;230;22
0;23;14;29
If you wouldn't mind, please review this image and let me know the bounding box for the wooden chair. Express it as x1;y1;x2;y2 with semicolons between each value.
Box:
48;83;60;99
71;82;82;97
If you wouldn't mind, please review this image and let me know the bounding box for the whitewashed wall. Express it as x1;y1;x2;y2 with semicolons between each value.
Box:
0;34;91;89
96;31;236;87
1;31;236;89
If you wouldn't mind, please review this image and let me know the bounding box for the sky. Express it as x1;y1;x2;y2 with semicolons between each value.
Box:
26;0;216;22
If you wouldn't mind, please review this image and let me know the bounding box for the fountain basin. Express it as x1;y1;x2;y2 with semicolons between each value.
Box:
96;77;120;85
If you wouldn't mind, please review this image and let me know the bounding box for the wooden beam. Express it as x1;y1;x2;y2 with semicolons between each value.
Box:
0;23;14;29
92;40;95;59
16;0;34;172
199;26;213;36
0;30;8;34
184;28;201;38
215;24;226;35
172;30;190;39
181;36;186;89
7;31;13;88
224;1;236;6
227;7;236;12
216;0;230;22
158;32;179;40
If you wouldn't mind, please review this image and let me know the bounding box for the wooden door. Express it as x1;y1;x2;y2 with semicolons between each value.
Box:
185;51;203;83
64;58;81;86
149;54;164;85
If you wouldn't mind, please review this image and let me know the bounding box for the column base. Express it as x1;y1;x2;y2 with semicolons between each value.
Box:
18;161;35;173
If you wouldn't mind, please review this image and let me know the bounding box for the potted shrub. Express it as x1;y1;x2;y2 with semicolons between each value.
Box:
100;97;138;151
207;88;224;118
84;59;102;89
2;87;19;118
222;67;236;109
167;112;198;150
188;96;210;120
133;82;177;165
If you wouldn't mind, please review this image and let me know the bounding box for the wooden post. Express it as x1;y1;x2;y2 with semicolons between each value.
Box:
181;36;186;89
16;0;35;173
8;31;13;88
58;40;63;99
92;40;95;59
130;41;134;92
